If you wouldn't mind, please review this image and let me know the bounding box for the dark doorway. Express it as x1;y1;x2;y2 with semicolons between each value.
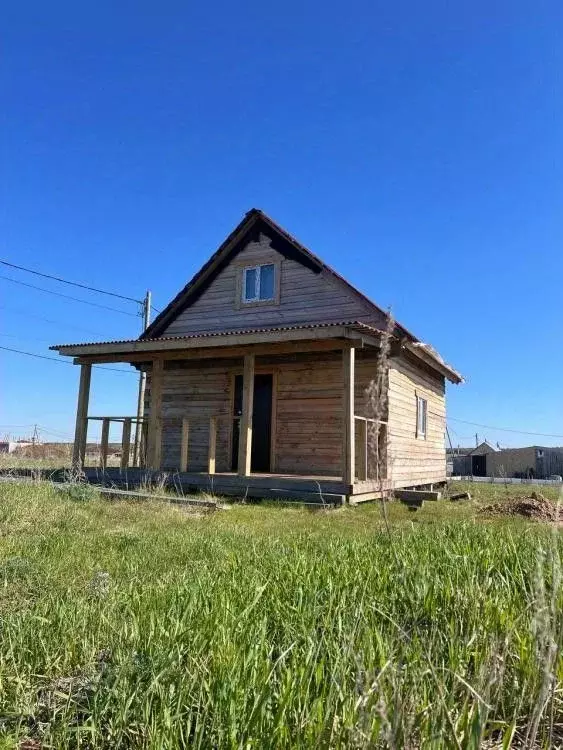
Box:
472;455;486;477
231;374;273;473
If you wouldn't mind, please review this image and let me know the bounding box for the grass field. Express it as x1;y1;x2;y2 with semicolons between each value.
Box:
0;480;562;748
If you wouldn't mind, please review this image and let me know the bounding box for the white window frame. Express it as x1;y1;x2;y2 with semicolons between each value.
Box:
416;395;427;439
242;263;275;303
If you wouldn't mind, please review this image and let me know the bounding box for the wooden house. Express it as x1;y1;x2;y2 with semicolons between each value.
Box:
51;209;463;503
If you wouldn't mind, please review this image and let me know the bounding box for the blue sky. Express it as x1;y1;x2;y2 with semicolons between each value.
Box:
1;0;561;448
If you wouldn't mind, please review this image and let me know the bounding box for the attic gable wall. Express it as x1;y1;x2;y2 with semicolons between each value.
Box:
161;234;387;336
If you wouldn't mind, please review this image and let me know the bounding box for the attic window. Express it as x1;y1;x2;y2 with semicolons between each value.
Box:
242;263;275;303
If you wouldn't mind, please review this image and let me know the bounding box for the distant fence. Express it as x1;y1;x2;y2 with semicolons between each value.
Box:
451;476;563;486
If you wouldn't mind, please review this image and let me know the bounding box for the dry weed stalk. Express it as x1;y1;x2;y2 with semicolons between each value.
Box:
365;312;395;530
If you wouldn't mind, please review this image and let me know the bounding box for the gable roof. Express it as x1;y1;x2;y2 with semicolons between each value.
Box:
469;440;498;455
142;208;414;341
135;208;462;383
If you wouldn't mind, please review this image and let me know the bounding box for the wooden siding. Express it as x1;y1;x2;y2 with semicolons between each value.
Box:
145;351;385;478
275;355;342;476
147;364;232;472
387;356;446;486
144;348;446;487
162;235;386;336
274;351;383;477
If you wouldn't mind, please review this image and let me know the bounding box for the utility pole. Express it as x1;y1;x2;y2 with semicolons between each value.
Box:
475;433;479;447
133;291;151;464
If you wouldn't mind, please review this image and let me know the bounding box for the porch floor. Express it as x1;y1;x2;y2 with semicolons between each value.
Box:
82;467;349;504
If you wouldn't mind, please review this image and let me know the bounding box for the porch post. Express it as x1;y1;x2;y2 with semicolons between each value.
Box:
147;358;164;470
343;346;355;486
72;363;92;468
238;353;255;476
99;418;110;469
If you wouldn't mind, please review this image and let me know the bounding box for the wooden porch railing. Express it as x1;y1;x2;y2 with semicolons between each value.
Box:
86;416;147;469
180;415;237;474
354;416;387;481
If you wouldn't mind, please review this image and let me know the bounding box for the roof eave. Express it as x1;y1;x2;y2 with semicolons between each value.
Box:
50;323;384;359
402;341;464;384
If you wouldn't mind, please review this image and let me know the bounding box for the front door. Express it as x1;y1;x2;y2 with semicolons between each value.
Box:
231;374;273;472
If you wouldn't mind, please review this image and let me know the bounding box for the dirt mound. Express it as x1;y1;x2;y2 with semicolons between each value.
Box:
480;492;560;522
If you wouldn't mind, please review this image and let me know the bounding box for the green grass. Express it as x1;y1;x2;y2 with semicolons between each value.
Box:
0;480;562;748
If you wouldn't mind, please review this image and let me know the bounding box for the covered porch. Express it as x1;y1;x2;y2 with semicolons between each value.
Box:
56;322;390;503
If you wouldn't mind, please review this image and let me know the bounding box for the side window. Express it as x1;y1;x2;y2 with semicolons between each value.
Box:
242;263;276;303
416;395;427;439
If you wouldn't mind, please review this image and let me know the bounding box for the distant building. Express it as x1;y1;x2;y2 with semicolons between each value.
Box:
449;442;563;479
0;440;34;454
487;446;563;480
448;441;498;476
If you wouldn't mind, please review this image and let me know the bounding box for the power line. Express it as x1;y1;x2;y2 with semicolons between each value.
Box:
0;275;139;317
39;426;75;440
0;259;142;304
0;344;136;375
0;332;54;344
0;304;109;337
0;424;73;440
448;416;563;439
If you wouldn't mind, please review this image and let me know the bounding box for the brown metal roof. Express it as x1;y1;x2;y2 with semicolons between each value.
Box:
50;319;463;382
50;320;384;350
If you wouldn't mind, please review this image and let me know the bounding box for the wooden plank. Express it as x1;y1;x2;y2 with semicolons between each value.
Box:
208;416;217;475
348;490;385;504
72;363;92;468
180;418;189;472
59;325;360;357
87;415;137;422
120;418;132;469
147;359;164;469
238;354;255;476
80;466;346;492
226;373;236;472
362;418;368;481
140;420;148;468
99;418;110;469
154;417;163;469
73;338;356;365
342;347;355;485
395;489;442;502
